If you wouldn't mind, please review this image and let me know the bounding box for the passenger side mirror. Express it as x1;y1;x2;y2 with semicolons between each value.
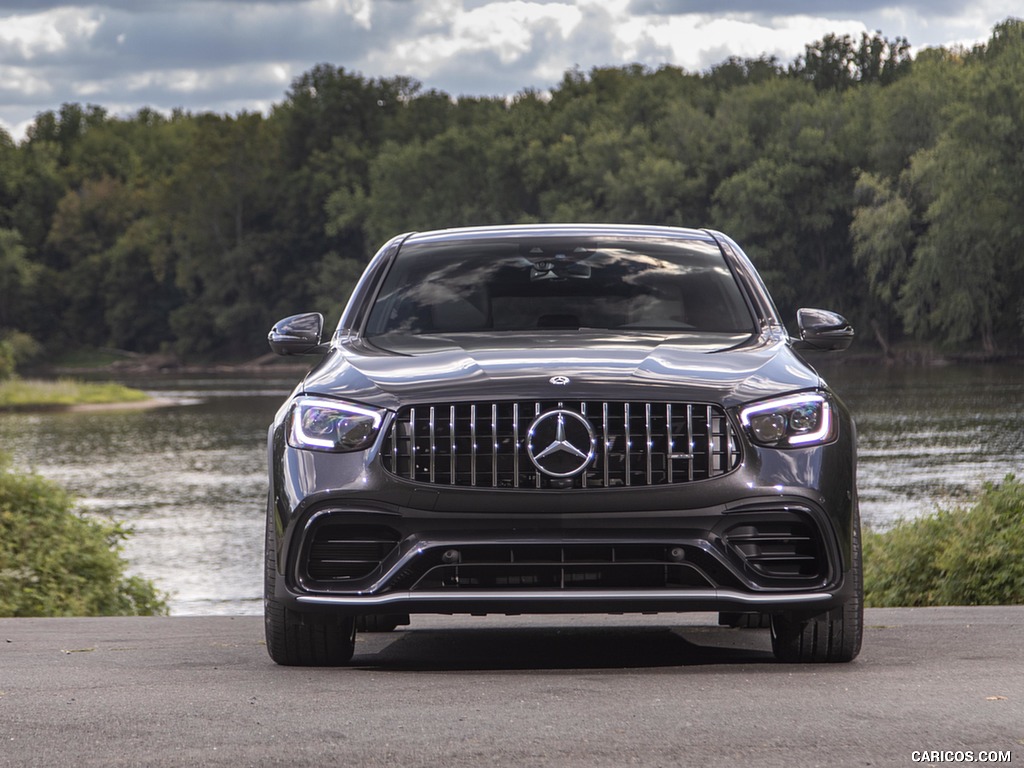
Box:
793;308;854;352
268;313;329;356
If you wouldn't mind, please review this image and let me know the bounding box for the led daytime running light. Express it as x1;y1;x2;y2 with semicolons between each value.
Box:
288;397;384;452
740;393;833;447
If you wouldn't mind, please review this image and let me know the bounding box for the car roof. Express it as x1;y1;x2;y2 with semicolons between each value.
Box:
400;223;718;246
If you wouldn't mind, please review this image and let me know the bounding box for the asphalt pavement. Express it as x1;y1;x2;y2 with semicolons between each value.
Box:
1;607;1022;767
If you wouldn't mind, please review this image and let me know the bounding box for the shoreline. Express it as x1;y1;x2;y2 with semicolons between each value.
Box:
0;396;181;414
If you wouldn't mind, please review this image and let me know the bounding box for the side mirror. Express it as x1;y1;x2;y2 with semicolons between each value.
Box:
268;313;328;356
793;308;854;352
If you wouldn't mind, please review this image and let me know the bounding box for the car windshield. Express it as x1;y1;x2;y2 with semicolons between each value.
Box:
364;236;756;339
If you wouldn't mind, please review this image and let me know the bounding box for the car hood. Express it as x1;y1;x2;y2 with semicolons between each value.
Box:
300;331;822;411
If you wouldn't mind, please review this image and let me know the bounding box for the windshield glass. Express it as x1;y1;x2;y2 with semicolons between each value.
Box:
364;236;756;339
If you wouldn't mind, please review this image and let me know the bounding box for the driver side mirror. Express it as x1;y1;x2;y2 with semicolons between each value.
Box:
268;312;329;356
793;308;854;352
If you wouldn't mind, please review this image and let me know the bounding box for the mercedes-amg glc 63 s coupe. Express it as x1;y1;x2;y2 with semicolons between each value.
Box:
265;224;861;665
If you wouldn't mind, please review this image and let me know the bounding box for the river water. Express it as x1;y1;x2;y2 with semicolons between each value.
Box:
2;363;1021;615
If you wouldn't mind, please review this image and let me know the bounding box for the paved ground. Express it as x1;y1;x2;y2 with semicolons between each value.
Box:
1;608;1022;767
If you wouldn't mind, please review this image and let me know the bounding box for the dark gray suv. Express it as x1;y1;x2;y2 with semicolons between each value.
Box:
265;224;861;665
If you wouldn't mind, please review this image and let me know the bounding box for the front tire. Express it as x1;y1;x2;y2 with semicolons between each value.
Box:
264;502;356;666
770;515;864;663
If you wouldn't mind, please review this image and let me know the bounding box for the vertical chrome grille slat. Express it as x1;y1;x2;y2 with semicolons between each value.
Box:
449;404;456;483
645;403;653;486
470;404;477;486
408;407;418;481
491;403;498;488
580;402;588;489
390;413;399;474
623;402;632;487
428;405;436;484
686;404;695;482
383;399;738;489
602;402;610;489
665;403;674;482
534;401;542;489
706;405;714;478
512;402;520;489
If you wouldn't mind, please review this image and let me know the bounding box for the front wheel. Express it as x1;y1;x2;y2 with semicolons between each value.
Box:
264;503;356;666
770;517;864;663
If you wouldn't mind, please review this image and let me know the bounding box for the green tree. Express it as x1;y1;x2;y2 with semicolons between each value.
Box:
158;113;292;356
43;176;141;347
711;90;864;317
862;47;967;178
850;172;915;350
790;32;912;91
898;20;1024;352
0;229;38;331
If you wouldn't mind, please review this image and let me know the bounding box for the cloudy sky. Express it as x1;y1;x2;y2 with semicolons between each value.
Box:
1;0;1019;142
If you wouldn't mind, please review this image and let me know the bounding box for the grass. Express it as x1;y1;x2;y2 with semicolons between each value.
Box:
0;377;150;410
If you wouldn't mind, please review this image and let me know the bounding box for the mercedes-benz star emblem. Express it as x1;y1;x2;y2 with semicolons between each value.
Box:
549;375;571;385
526;409;596;478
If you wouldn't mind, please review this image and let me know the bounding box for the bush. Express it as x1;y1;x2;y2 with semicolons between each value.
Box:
0;339;13;381
0;331;42;380
864;475;1024;607
0;454;168;617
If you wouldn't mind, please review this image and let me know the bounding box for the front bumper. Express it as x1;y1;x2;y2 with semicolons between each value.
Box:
268;404;858;618
270;497;854;617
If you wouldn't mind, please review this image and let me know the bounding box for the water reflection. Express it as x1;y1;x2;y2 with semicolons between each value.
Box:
819;361;1024;529
1;365;1021;615
0;377;293;617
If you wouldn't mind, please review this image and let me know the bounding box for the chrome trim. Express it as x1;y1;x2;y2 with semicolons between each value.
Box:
408;406;417;481
623;401;631;486
602;402;610;488
491;403;498;487
381;399;740;488
428;405;436;484
449;404;456;482
686;404;695;481
705;405;714;471
645;402;653;485
296;589;833;608
512;402;520;488
470;403;477;486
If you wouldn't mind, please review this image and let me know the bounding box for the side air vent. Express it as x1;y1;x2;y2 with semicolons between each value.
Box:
304;524;400;581
723;520;825;581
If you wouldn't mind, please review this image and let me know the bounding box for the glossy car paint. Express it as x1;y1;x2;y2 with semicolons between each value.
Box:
267;225;858;628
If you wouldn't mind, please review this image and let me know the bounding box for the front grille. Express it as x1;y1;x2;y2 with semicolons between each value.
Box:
305;524;400;581
412;543;714;591
381;400;739;489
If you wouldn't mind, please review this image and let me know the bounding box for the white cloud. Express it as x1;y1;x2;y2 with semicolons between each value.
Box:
611;12;870;70
0;7;98;59
0;0;1020;142
367;0;585;77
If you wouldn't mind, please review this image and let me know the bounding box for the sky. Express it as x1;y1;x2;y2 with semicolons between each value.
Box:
1;0;1020;142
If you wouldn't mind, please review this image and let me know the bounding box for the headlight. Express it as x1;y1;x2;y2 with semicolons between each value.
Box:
287;397;385;452
739;393;835;448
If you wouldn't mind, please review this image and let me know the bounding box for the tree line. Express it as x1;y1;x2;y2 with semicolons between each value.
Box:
1;20;1022;363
